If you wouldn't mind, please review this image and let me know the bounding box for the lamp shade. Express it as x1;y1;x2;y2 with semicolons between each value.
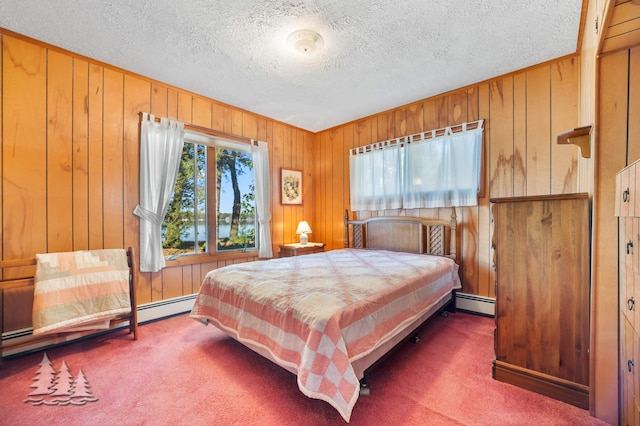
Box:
296;221;312;235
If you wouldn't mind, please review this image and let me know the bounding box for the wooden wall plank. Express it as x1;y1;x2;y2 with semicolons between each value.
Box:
47;52;73;252
211;103;224;132
182;265;194;295
478;83;493;298
231;109;243;137
282;125;293;244
192;97;212;128
271;122;284;249
304;130;312;231
406;103;423;134
167;88;178;120
313;132;323;246
47;50;74;253
72;58;90;251
525;65;552;195
376;114;388;141
223;106;232;133
151;83;167;117
2;36;47;261
322;126;336;247
551;57;580;194
123;74;151;304
88;63;104;250
449;91;467;127
293;129;302;234
331;128;344;250
162;266;183;300
394;108;407;137
102;68;124;249
460;88;479;296
513;73;527;197
422;99;439;133
489;77;515;198
242;112;258;140
177;92;192;124
384;111;395;141
629;46;640;164
343;124;354;228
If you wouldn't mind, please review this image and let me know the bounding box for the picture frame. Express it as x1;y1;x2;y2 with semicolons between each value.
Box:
281;168;303;205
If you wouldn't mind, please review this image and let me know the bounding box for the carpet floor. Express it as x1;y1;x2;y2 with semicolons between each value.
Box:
0;311;610;425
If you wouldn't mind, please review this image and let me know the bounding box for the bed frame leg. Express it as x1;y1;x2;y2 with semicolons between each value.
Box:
359;379;371;396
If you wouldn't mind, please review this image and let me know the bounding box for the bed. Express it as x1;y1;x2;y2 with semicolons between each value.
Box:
190;210;460;422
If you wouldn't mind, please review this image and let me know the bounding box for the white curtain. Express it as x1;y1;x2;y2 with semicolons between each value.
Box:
134;113;185;272
349;121;483;211
404;124;483;208
251;140;273;258
349;142;404;211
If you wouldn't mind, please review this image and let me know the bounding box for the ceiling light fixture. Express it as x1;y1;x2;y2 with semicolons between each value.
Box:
287;29;324;55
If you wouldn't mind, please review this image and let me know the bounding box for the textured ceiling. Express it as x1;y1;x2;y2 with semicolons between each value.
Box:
0;0;583;132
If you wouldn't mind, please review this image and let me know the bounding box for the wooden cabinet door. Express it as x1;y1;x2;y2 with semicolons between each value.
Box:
492;194;590;386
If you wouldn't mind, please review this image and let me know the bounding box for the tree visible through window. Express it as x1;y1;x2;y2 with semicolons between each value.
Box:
162;134;256;258
216;148;255;251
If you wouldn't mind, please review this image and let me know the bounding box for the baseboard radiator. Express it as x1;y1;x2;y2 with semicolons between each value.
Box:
3;292;494;359
1;295;197;359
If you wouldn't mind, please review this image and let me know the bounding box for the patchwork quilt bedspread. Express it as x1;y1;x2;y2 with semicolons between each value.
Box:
32;249;131;336
190;248;461;422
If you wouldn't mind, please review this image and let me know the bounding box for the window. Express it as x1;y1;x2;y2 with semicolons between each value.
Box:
350;121;483;211
162;132;256;258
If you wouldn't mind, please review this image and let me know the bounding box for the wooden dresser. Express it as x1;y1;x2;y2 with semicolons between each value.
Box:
616;160;640;425
490;193;590;409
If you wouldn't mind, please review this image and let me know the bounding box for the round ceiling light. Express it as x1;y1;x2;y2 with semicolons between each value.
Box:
287;29;324;55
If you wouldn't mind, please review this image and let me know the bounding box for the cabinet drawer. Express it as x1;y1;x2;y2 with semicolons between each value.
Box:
616;160;640;217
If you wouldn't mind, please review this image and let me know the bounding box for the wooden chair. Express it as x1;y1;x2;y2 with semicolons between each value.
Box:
0;247;138;366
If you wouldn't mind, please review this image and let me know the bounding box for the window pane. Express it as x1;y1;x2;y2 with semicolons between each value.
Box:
216;148;256;251
162;142;208;257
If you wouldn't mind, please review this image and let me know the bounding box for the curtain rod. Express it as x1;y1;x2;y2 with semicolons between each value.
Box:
139;112;261;146
350;119;483;155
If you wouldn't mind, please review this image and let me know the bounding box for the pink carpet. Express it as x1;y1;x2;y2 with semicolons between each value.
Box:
0;312;609;425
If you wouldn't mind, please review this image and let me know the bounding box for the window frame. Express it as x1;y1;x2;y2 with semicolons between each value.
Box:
163;131;259;267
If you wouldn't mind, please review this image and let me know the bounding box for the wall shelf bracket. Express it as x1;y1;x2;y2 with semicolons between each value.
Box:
557;125;592;158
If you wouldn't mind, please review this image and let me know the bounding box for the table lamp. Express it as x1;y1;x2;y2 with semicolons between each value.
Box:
296;221;312;245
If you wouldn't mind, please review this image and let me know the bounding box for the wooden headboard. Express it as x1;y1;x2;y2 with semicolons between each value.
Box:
344;209;457;262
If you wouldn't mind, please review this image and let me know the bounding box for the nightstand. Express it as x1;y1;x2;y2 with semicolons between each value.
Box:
279;242;325;257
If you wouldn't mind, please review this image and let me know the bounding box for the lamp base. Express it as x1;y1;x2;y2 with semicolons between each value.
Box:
299;233;308;245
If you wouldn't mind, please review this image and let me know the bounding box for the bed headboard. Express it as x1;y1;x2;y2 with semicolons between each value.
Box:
344;209;457;262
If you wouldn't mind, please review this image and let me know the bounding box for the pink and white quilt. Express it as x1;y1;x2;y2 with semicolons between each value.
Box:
190;248;461;422
32;249;131;336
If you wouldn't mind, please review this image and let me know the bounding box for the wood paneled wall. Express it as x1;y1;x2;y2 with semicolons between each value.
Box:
0;32;314;332
313;56;580;300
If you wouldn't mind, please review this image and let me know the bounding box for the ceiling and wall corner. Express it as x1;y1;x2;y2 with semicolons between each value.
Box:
0;0;583;132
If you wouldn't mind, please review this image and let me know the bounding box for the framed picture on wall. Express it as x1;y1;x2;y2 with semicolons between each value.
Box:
281;168;303;205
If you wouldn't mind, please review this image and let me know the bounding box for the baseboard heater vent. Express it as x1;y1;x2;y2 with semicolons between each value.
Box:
2;295;198;359
455;292;495;317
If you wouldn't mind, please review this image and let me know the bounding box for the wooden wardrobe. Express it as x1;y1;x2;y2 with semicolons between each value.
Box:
490;193;591;409
616;160;640;425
